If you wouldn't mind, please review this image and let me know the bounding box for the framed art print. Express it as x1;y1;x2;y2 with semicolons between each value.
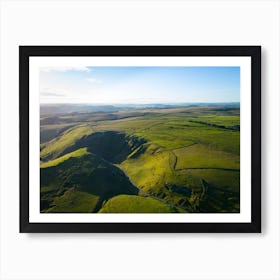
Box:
19;46;261;233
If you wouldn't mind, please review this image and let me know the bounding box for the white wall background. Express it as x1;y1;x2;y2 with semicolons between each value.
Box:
0;0;279;279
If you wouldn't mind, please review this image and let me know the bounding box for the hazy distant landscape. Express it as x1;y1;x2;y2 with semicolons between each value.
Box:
40;103;240;213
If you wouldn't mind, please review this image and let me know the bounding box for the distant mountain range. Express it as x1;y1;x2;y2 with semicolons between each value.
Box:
40;103;240;116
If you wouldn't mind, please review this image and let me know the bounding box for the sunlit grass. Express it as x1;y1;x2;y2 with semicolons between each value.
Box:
40;148;90;168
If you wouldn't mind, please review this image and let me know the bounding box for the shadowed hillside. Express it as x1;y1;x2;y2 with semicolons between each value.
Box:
41;130;146;163
40;149;139;212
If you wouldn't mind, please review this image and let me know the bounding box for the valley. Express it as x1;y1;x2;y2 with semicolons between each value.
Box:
40;104;240;213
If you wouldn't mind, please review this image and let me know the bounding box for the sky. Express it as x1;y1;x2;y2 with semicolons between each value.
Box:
40;66;240;104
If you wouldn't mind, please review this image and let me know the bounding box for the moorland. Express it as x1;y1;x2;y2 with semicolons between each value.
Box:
40;104;240;213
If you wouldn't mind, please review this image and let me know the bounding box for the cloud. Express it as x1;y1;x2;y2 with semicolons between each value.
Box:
85;78;102;84
40;92;65;97
40;66;91;72
40;87;68;97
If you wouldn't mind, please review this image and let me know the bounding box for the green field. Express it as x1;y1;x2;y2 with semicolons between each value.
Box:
40;105;240;213
98;195;184;213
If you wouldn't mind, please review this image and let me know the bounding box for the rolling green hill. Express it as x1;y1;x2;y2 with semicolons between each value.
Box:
40;125;95;161
40;149;139;212
40;105;240;213
40;147;90;168
98;194;184;213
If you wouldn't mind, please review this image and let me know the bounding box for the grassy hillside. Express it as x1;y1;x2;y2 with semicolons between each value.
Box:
40;125;95;161
40;150;139;213
174;144;239;170
40;123;76;144
99;194;183;213
45;188;100;213
40;147;89;168
40;105;240;213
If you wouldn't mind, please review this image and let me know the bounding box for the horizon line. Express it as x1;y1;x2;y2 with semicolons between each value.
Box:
40;101;240;106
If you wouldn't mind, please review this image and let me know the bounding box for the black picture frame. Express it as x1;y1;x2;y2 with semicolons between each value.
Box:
20;46;261;233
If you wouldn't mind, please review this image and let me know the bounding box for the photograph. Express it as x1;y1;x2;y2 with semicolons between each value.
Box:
39;66;240;214
2;0;276;278
20;46;261;232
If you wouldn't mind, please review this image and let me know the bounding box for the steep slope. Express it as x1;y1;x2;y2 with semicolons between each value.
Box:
40;125;95;160
40;148;139;213
74;131;146;163
40;147;89;168
41;127;146;163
